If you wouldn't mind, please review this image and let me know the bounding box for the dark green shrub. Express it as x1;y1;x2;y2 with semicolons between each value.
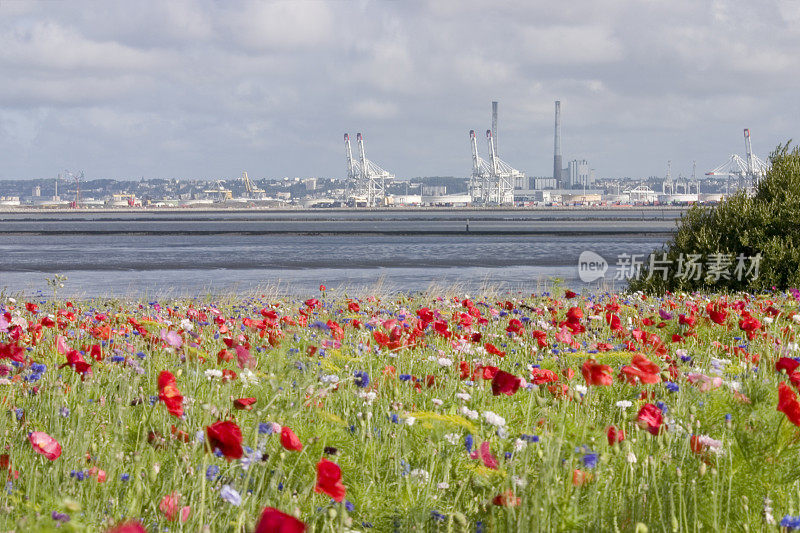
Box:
629;142;800;293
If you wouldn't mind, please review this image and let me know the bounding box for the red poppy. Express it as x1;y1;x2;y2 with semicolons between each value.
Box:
778;382;800;427
29;431;61;460
304;298;321;310
706;303;728;325
280;427;303;451
314;458;346;502
492;489;521;506
416;307;434;326
607;425;625;446
0;342;25;363
432;320;451;338
776;357;800;374
206;421;243;460
605;312;622;332
347;301;360;313
158;371;184;417
572;469;593;486
532;330;548;349
484;342;506;358
506;318;524;336
255;507;307;533
530;367;558;385
105;522;148;533
636;403;663;435
739;315;762;339
564;290;577;299
472;365;499;381
233;397;257;410
689;435;705;455
60;349;92;377
25;302;38;313
619;354;661;385
581;360;613;386
491;370;521;396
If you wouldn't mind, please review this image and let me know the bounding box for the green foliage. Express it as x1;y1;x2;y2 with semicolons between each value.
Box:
630;142;800;293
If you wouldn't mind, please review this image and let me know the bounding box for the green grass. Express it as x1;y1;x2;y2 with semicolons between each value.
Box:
1;289;800;531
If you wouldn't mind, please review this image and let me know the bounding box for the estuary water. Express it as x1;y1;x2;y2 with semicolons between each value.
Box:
0;209;680;297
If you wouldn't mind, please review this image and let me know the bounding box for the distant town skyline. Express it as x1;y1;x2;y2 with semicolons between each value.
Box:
1;0;798;181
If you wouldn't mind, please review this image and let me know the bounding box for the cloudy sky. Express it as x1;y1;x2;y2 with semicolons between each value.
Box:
1;0;798;181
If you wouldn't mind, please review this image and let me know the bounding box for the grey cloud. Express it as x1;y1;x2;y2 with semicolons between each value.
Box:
0;0;797;181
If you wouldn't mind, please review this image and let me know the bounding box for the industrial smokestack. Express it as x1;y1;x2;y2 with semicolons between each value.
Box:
491;101;498;156
553;100;562;186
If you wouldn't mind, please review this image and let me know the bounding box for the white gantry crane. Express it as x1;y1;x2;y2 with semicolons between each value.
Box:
705;129;769;195
344;133;393;207
468;130;520;205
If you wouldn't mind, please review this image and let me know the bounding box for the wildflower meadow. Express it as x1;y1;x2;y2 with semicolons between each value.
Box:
3;285;800;532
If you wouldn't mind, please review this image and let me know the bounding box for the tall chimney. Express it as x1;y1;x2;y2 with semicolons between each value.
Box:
554;100;562;187
491;101;498;156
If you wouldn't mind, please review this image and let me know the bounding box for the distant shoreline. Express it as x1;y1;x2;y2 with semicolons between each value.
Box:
0;205;690;215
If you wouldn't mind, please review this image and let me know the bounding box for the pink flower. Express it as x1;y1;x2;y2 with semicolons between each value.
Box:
159;492;190;522
686;373;723;392
235;345;254;369
160;329;183;349
29;432;61;460
470;441;499;470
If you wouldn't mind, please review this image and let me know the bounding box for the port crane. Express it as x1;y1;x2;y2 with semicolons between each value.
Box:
468;130;520;205
705;129;768;195
344;133;393;207
240;171;264;198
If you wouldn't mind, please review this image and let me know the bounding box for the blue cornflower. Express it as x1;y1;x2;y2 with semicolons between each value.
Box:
14;409;23;421
582;453;599;469
665;382;679;392
258;423;273;435
31;363;46;373
353;370;369;388
464;434;474;453
399;374;412;381
520;434;539;443
206;465;220;480
390;414;399;424
431;510;446;522
780;516;800;530
108;355;125;363
23;373;41;382
656;401;668;413
120;473;130;482
345;500;355;512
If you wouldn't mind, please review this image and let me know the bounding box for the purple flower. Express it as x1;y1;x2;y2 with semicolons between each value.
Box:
353;370;370;388
220;485;242;506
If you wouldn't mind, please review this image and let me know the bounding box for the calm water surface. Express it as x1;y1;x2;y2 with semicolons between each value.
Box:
0;210;675;297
